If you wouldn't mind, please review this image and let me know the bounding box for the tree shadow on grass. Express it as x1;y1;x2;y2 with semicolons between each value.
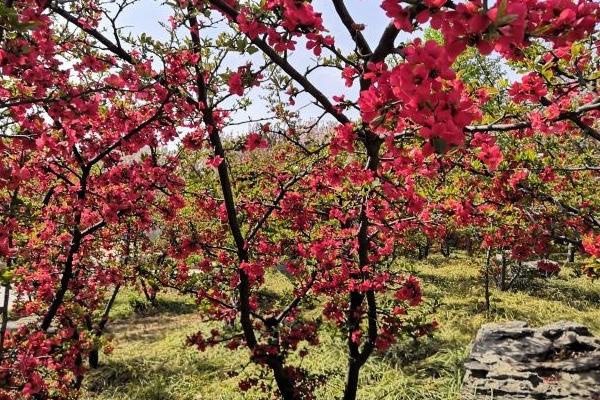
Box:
375;335;468;376
85;355;221;399
128;297;198;317
511;278;600;311
110;317;199;346
420;272;481;296
415;253;471;268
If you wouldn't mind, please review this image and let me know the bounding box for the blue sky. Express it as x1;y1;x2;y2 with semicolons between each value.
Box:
105;1;412;132
104;1;515;134
117;1;400;48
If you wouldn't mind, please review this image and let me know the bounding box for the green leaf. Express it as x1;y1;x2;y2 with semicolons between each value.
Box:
236;38;247;52
571;42;583;58
0;270;13;284
495;0;508;21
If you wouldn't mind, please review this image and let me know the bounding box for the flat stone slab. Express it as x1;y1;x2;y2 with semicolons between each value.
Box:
462;321;600;399
5;315;38;331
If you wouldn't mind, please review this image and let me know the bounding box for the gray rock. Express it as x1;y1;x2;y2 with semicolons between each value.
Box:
5;315;38;332
542;321;592;339
5;315;57;334
463;321;600;399
521;259;561;278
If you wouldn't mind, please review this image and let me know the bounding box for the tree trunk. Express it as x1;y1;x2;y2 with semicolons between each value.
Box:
484;248;492;314
89;284;121;369
0;282;10;359
500;251;507;291
342;137;381;400
466;237;474;257
343;360;361;400
269;357;297;399
89;348;99;369
42;167;90;331
441;239;451;257
140;279;155;303
567;243;575;263
186;11;299;398
418;239;430;260
417;245;425;260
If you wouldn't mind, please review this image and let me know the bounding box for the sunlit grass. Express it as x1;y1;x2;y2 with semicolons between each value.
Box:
82;253;600;400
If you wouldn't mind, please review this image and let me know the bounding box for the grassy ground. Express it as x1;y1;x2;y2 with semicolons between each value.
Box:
81;253;600;400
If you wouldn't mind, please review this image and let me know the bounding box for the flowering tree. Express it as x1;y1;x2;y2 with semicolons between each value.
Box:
0;0;599;399
0;1;185;397
421;28;600;284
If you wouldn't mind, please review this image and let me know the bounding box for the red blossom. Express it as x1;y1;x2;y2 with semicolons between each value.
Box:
583;234;600;258
228;71;244;96
509;73;548;103
395;275;422;306
245;132;269;151
206;155;224;168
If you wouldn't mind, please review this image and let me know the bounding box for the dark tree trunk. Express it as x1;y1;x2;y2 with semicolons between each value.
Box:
418;240;430;260
343;360;361;400
186;11;299;398
567;243;575;263
441;239;451;257
140;279;156;303
88;284;121;369
484;249;492;313
342;137;381;400
466;237;474;257
0;282;10;359
268;357;297;399
42;167;90;331
417;245;425;260
89;348;99;369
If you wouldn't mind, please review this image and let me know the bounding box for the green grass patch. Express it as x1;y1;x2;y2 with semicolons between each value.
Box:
82;253;600;400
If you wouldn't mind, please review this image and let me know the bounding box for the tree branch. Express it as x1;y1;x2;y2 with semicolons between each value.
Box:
465;97;600;142
208;0;350;125
331;0;371;58
49;5;135;64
